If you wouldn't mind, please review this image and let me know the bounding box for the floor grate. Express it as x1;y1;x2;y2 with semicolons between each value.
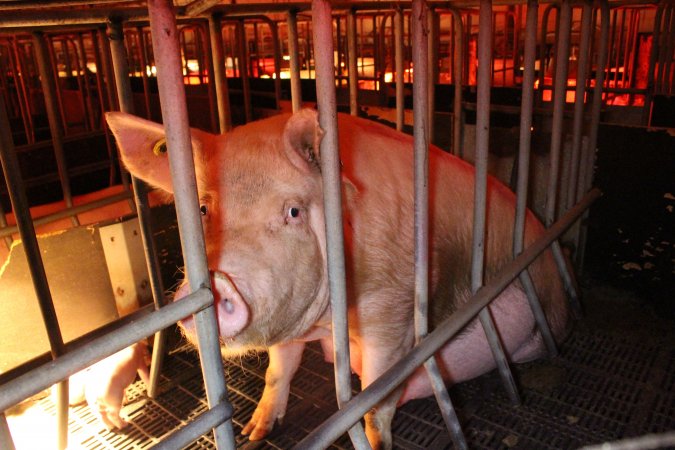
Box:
7;284;675;449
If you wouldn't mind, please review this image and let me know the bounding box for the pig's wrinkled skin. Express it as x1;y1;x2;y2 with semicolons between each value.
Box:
106;110;569;449
68;342;150;430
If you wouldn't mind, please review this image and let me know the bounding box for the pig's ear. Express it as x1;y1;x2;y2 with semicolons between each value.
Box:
106;112;201;195
283;109;324;173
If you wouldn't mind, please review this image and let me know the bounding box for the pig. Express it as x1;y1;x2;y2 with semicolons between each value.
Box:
74;342;150;430
106;109;569;449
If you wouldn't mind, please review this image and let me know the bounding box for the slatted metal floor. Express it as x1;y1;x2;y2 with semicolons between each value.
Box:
7;282;675;449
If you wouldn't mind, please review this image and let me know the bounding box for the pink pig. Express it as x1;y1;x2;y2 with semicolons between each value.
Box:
106;110;569;449
79;342;150;430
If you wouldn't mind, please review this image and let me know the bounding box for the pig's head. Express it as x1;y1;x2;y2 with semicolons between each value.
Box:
106;110;332;354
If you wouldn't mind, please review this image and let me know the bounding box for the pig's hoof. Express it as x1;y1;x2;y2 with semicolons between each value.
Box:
241;414;280;441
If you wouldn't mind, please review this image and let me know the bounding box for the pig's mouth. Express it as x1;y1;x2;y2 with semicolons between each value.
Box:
177;271;251;345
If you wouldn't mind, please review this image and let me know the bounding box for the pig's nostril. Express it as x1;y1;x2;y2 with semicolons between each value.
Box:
223;298;234;314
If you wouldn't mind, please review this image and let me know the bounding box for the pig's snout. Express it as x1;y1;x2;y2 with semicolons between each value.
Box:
176;271;250;340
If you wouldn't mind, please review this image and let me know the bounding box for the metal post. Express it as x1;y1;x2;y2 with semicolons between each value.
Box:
643;3;665;124
108;15;169;400
0;93;68;449
32;31;78;227
427;6;437;144
412;1;467;447
566;0;593;211
236;20;252;123
209;13;232;132
449;8;464;157
394;7;404;131
146;1;235;447
472;0;521;406
0;413;16;450
577;0;610;272
136;27;153;119
513;0;558;358
311;1;370;448
347;8;359;116
287;10;302;112
543;0;581;313
269;20;282;111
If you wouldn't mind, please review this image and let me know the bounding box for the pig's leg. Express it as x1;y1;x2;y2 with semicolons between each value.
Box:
242;341;305;440
360;337;411;450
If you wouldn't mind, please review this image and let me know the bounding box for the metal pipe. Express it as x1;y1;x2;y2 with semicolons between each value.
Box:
136;27;153;119
577;0;609;272
0;91;69;449
448;8;464;157
311;2;369;448
538;5;557;105
347;8;359;116
0;413;15;450
209;14;232;132
269;20;282;110
296;188;602;450
152;402;233;450
394;7;404;131
566;0;593;211
32;31;78;227
412;1;466;447
472;0;521;406
147;1;235;448
513;0;557;358
427;6;437;143
108;13;169;401
236;20;252;123
287;10;302;112
0;288;212;412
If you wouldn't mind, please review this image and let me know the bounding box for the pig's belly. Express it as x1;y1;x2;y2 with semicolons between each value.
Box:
399;284;542;403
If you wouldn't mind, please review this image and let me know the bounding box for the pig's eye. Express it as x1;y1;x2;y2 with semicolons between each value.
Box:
200;205;208;216
289;207;300;218
286;206;302;224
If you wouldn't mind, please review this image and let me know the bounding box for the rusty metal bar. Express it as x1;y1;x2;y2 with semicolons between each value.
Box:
236;20;252;122
472;0;521;406
513;0;558;358
311;1;370;448
567;0;593;212
296;188;602;450
32;31;78;227
147;0;235;447
287;10;302;112
109;14;169;400
412;1;467;448
427;6;437;143
347;8;359;116
209;14;232;132
0;89;69;449
394;7;404;131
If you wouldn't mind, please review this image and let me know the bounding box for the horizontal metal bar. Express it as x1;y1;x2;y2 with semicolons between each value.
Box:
580;432;675;450
0;287;212;412
296;188;602;450
152;402;233;450
0;190;133;238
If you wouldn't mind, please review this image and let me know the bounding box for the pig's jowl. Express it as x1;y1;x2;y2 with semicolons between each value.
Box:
106;109;570;449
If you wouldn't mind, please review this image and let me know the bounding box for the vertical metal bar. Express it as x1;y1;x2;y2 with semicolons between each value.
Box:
236;20;252;123
347;8;359;116
412;1;467;448
146;1;235;447
199;25;219;133
513;0;557;358
269;20;282;111
287;10;302;113
566;0;593;211
109;16;170;400
538;5;557;105
209;14;232;132
576;0;610;272
395;7;404;131
47;37;69;135
0;92;69;450
99;26;118;113
32;31;78;227
544;0;581;313
136;27;153;119
311;2;370;448
427;6;436;144
10;40;35;145
0;413;16;450
473;0;521;406
76;33;96;131
449;8;464;157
